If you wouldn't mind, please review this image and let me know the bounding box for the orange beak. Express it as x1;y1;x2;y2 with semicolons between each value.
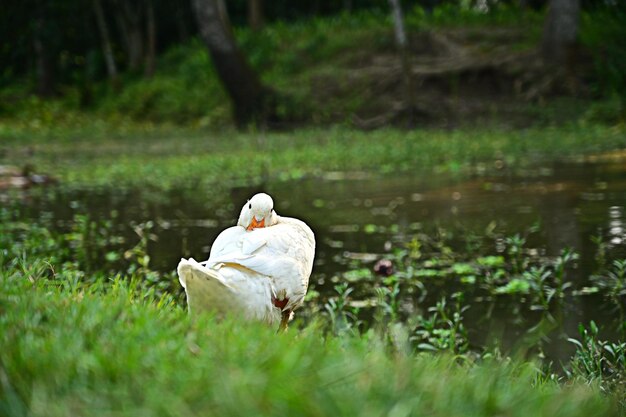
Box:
247;217;265;231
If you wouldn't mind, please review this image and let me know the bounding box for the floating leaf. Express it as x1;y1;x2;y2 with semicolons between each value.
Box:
461;275;476;285
477;256;505;268
363;224;377;234
451;262;476;275
105;251;120;262
415;269;443;278
495;278;530;294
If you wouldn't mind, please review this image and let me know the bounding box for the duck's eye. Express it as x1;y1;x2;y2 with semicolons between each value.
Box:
248;203;252;209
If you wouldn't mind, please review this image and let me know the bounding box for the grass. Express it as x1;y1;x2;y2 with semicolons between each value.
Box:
2;127;626;415
0;270;621;417
1;5;625;411
1;124;625;191
2;164;626;415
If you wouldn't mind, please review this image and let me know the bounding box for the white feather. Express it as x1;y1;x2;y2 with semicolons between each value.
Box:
177;194;315;325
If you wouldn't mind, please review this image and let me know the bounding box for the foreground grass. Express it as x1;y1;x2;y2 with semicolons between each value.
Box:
2;124;625;190
0;271;620;417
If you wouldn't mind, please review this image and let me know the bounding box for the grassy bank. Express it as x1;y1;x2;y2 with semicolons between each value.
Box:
0;270;621;417
2;4;626;415
2;124;625;190
2;130;626;415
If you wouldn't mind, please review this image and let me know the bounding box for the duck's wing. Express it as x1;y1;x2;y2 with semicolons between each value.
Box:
204;225;269;265
199;217;315;312
207;221;315;311
208;226;247;259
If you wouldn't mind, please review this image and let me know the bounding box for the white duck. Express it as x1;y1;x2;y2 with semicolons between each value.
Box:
177;193;315;331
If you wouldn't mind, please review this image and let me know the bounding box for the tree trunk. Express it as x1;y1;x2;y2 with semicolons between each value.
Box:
247;0;264;31
192;0;271;127
33;8;55;97
114;8;130;58
125;11;143;71
93;0;119;85
175;3;189;41
114;0;144;71
388;0;418;122
542;0;580;65
144;0;156;77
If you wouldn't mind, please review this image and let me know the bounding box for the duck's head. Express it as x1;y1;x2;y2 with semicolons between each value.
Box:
238;193;278;231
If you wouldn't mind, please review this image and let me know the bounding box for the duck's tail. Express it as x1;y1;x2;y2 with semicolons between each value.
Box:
177;258;236;316
177;258;280;324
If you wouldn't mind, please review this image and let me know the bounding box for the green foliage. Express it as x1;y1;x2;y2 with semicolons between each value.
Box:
0;208;177;300
411;293;470;354
494;277;531;295
1;169;626;415
580;6;626;120
568;322;626;408
96;41;230;125
1;4;624;129
407;3;543;30
0;209;623;416
0;5;595;129
592;260;626;301
306;219;625;364
591;259;626;335
1;124;625;192
323;282;362;336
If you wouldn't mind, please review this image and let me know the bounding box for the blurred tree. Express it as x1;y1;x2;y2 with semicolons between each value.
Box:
174;3;191;41
93;0;119;85
542;0;580;65
113;0;144;71
389;0;418;123
33;3;56;97
519;0;548;10
192;0;274;127
145;0;156;77
247;0;264;31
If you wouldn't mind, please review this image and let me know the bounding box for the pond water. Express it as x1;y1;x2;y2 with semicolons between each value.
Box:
11;156;626;361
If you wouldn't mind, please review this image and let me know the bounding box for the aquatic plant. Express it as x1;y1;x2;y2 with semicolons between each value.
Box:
323;282;362;336
1;200;626;415
410;292;470;355
568;321;626;408
591;260;626;336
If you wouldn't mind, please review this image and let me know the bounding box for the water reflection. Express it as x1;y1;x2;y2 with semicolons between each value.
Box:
609;205;624;245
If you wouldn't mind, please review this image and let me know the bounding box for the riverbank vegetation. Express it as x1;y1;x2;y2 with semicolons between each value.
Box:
1;4;624;130
2;124;625;191
1;205;626;416
3;84;626;417
2;2;626;416
0;274;619;417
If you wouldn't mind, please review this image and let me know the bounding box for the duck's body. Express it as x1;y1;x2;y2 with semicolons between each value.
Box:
177;194;315;329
